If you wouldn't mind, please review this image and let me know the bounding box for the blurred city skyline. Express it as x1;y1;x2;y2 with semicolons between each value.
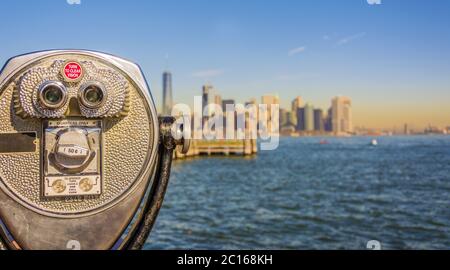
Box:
0;0;449;129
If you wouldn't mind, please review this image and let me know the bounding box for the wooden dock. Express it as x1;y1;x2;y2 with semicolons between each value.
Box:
174;139;258;159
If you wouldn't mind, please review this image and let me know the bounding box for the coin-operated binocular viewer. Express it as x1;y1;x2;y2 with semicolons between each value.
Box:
0;50;189;250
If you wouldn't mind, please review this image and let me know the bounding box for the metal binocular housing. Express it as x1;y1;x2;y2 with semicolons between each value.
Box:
0;50;189;250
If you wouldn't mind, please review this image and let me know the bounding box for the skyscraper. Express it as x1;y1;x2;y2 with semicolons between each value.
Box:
314;109;324;132
285;111;293;126
213;94;223;119
222;99;235;112
244;98;258;153
202;84;212;111
297;108;305;131
202;84;214;123
261;95;280;134
331;96;353;135
214;95;222;109
324;107;333;132
262;95;280;107
222;99;236;131
291;96;303;128
162;71;173;115
245;98;257;107
304;103;314;132
279;108;289;127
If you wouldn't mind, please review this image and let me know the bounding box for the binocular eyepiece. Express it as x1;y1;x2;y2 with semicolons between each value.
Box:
0;50;188;250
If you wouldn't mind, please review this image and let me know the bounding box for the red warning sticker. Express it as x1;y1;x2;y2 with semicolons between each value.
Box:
62;61;83;81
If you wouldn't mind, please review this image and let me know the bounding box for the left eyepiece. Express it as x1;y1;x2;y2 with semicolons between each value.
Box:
38;81;68;109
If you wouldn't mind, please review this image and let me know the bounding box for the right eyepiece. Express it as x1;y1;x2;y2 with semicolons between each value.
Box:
38;81;68;109
79;82;106;109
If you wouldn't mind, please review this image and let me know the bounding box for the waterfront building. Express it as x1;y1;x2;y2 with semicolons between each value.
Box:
331;96;353;135
245;98;258;127
285;111;293;126
245;99;259;152
222;99;236;132
262;95;280;107
404;123;410;135
261;95;280;134
222;99;235;112
280;108;289;127
215;95;222;109
202;84;213;112
162;71;173;115
297;107;305;131
202;84;215;123
324;107;333;132
314;108;324;132
291;96;303;128
304;103;314;132
245;98;257;107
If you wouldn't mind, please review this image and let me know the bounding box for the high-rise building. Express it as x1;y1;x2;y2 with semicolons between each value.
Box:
222;99;235;112
261;95;280;134
214;95;222;108
404;123;410;135
304;103;314;132
202;84;212;111
285;111;293;126
324;107;333;132
162;71;173;115
245;98;257;106
314;109;324;132
279;108;289;127
222;99;236;131
212;94;223;119
202;84;214;123
297;108;305;131
244;98;258;129
262;95;280;106
331;96;353;135
291;96;303;127
242;98;259;140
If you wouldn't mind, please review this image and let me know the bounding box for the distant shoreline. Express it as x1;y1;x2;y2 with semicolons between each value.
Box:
279;134;450;138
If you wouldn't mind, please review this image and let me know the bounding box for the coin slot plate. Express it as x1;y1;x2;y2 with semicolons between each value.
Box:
42;120;102;198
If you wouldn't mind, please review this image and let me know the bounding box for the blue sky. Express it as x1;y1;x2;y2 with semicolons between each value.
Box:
1;0;450;128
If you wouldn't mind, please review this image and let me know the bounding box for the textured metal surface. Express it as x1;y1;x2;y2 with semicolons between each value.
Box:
0;52;157;217
15;59;129;119
0;170;152;250
0;50;163;249
0;132;36;153
124;117;177;250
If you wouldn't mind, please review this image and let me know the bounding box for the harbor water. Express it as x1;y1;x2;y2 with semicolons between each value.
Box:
146;136;450;250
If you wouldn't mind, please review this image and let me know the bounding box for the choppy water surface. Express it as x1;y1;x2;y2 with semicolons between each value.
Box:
145;136;450;250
